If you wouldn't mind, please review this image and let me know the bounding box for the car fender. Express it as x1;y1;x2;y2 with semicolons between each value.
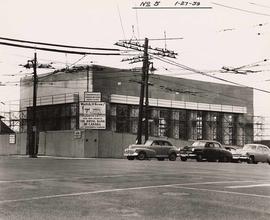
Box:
135;148;156;157
224;150;233;158
168;149;178;156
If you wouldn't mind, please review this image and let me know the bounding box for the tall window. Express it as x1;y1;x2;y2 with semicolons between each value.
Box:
196;111;203;140
179;110;187;140
159;110;169;137
116;104;129;133
223;114;234;145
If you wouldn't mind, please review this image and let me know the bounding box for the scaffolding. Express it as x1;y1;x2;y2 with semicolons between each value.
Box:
1;96;269;144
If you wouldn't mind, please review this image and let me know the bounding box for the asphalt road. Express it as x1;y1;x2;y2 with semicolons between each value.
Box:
0;156;270;220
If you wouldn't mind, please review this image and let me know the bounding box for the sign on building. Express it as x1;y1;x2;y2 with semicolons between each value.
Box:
9;134;16;144
79;101;106;129
74;130;82;139
84;92;101;102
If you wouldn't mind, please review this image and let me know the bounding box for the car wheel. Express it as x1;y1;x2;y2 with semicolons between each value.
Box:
137;152;146;160
268;159;270;165
168;153;177;161
207;158;216;162
180;157;187;161
127;156;135;160
247;156;256;164
157;157;165;161
196;154;203;162
226;156;232;163
219;156;231;163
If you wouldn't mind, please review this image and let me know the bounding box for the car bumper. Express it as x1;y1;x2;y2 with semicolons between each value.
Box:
180;153;197;159
124;152;139;157
232;155;248;161
239;156;248;161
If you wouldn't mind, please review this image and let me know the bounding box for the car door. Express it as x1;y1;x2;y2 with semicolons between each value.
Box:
261;146;269;162
161;140;173;156
150;140;161;156
204;142;216;160
214;142;225;159
255;146;265;162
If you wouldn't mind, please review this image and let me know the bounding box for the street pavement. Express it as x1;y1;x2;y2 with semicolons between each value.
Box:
0;156;270;220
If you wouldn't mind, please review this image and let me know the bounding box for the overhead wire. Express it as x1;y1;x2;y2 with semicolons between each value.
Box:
117;4;127;40
133;0;141;39
0;36;120;51
249;2;270;9
212;2;270;17
152;55;270;94
0;41;121;56
150;75;250;103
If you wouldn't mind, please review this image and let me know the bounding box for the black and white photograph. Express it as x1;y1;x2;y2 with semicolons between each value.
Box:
0;0;270;219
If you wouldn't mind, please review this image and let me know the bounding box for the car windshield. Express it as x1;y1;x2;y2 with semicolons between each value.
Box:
144;140;153;146
243;144;257;151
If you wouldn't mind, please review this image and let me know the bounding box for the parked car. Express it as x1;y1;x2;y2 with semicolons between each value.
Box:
179;140;232;162
123;139;180;161
224;146;242;162
235;144;270;164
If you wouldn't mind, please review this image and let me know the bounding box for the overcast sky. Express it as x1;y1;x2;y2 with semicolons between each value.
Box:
0;0;270;132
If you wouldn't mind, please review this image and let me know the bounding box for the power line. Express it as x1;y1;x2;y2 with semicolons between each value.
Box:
212;2;270;17
150;75;250;103
249;2;270;9
117;4;126;40
119;37;183;41
0;41;121;56
153;55;270;94
0;36;120;51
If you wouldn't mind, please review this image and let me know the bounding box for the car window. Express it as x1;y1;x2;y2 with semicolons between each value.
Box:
192;141;206;148
213;143;221;148
152;141;158;145
206;143;214;148
262;147;269;153
257;146;264;152
243;145;257;151
152;140;162;146
163;141;172;146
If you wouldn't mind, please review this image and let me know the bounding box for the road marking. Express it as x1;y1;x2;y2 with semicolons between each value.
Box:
172;186;270;199
0;173;237;184
0;180;259;204
226;183;270;189
0;175;140;184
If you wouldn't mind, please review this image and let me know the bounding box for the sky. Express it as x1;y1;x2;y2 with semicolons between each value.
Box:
0;0;270;138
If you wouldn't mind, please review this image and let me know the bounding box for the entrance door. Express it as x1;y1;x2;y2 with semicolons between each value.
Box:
84;130;98;157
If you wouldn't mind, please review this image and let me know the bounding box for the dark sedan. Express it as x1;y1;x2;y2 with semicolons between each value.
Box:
180;140;232;162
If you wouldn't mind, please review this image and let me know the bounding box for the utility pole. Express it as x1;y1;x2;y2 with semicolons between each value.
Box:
144;40;150;142
115;38;177;144
30;52;38;158
86;65;90;92
137;38;149;144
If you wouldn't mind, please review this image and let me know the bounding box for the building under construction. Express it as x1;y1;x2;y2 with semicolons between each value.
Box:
12;64;257;157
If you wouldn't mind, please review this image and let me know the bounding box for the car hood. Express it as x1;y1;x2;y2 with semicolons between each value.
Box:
128;144;147;149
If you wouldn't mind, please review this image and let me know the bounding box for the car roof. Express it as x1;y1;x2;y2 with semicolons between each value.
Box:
193;140;221;144
244;143;269;148
149;139;171;142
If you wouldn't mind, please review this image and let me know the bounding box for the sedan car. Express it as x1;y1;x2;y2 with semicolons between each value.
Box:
123;139;179;161
179;140;232;162
235;144;270;164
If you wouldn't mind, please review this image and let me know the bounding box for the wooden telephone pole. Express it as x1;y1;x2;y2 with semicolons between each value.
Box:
29;52;38;158
137;38;149;144
115;38;177;144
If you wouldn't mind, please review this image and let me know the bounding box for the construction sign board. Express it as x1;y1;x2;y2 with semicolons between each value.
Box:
79;102;106;129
